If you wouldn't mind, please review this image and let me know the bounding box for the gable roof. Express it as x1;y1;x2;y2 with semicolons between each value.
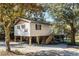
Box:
15;18;52;25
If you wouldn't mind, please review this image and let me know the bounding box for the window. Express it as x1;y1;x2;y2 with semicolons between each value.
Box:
17;26;20;29
24;29;28;32
35;24;41;30
21;25;25;29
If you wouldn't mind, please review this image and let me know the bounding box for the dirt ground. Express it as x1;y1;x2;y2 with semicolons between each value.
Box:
0;42;79;56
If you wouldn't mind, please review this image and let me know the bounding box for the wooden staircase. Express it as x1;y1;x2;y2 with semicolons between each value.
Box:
45;33;54;44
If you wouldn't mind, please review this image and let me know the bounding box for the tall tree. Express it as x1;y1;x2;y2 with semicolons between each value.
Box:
0;4;25;51
49;3;79;45
0;3;45;51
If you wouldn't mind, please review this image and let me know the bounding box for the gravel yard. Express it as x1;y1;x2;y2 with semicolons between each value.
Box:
0;42;79;56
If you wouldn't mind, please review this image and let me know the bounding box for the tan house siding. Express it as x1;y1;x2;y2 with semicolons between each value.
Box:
30;22;51;36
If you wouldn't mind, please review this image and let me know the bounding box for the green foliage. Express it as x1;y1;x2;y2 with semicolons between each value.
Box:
49;3;79;44
50;3;79;25
49;3;79;33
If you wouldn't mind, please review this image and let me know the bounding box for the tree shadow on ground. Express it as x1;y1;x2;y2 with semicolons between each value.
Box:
9;50;25;55
9;49;79;56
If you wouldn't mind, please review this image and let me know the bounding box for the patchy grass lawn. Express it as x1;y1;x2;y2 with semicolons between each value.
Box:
64;35;79;45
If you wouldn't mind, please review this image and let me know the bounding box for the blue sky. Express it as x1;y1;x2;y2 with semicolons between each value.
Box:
44;12;54;22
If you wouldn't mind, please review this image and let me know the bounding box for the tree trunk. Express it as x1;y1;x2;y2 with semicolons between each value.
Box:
71;28;76;45
70;23;76;45
4;27;11;51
